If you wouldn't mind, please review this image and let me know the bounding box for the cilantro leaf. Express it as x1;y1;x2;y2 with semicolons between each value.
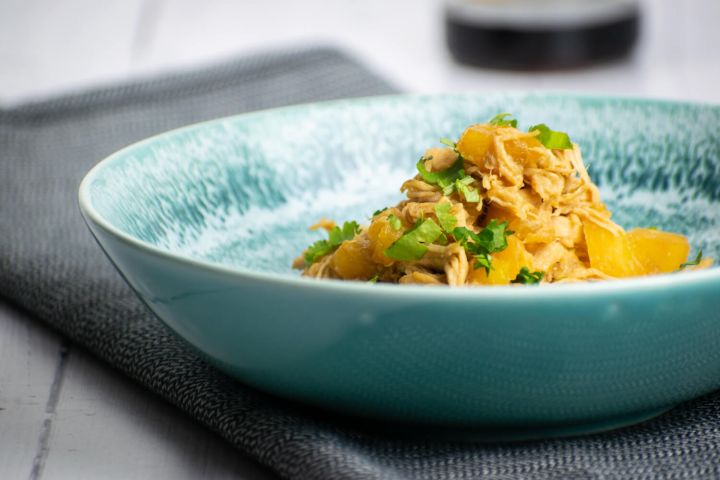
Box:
372;207;388;217
453;220;513;273
387;214;402;230
528;124;573;150
385;218;443;261
478;219;512;253
473;253;492;273
455;175;480;203
304;221;360;265
680;250;703;270
512;267;545;285
328;221;360;245
488;112;518;128
452;225;481;245
416;154;465;195
368;275;379;284
304;241;335;265
434;203;457;233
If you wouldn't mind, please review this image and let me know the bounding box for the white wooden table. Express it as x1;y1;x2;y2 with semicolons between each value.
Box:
1;1;718;478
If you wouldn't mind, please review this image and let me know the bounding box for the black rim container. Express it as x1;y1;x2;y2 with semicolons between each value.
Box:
445;0;641;70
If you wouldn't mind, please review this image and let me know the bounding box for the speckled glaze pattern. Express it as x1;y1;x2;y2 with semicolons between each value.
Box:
80;94;720;436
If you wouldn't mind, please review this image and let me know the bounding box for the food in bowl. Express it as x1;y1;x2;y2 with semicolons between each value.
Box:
294;114;711;285
79;94;720;436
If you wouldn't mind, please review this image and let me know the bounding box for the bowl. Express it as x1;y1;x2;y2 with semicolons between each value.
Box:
79;93;720;439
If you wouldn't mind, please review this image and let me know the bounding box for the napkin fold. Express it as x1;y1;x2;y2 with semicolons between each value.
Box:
2;46;720;480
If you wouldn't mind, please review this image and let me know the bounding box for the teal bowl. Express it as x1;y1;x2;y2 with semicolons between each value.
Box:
79;93;720;439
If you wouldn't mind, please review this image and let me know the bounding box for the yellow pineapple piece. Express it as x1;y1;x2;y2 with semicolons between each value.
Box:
456;125;493;165
583;221;643;277
332;238;376;280
627;228;690;274
469;236;532;285
367;214;404;266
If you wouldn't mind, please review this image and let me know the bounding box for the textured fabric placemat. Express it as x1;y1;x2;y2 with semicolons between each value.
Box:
2;46;720;480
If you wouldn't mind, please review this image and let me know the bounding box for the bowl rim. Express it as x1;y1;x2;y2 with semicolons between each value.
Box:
78;92;720;300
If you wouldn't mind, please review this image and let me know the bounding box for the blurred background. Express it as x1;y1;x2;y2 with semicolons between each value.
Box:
1;0;718;106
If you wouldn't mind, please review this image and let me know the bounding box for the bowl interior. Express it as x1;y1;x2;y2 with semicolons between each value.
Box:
83;94;720;275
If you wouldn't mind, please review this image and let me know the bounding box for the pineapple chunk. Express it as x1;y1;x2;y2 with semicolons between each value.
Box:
504;137;543;168
469;236;532;285
367;214;404;266
456;125;493;164
627;228;690;274
332;238;376;280
583;221;643;277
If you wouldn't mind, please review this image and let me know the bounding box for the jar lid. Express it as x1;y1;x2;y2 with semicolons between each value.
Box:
445;0;641;69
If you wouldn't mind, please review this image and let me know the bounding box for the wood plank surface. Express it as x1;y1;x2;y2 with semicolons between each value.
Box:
0;304;276;480
0;303;63;479
42;340;274;480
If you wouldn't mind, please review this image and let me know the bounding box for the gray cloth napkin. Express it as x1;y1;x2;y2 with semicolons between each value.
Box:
2;46;720;480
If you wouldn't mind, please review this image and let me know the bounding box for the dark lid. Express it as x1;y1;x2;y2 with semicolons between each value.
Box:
445;0;641;69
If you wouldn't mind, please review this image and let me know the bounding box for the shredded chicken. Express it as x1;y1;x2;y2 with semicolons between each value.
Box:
294;119;711;285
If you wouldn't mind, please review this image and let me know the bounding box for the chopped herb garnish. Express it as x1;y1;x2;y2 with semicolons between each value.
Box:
416;154;465;196
304;221;360;265
474;253;492;274
512;267;545;285
528;124;573;150
488;112;518;128
455;175;480;203
479;219;513;253
387;214;402;230
453;220;513;273
434;203;457;233
372;207;388;217
367;275;379;284
647;226;658;230
680;250;703;270
385;218;443;261
439;137;457;149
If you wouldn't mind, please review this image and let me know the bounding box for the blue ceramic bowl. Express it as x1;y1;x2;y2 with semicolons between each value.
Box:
79;93;720;439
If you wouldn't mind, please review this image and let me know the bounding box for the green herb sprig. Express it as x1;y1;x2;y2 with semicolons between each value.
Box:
304;221;360;265
455;175;480;203
453;220;513;273
387;214;402;230
384;218;444;261
488;113;518;128
512;267;545;285
679;250;703;270
528;124;573;150
416;151;481;202
416;154;465;196
434;203;457;233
